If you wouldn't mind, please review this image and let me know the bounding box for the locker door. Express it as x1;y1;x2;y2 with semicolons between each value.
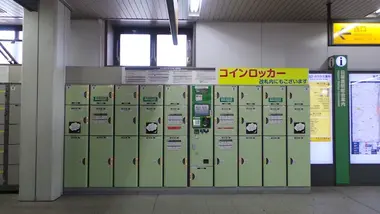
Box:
214;136;238;187
90;106;113;136
263;106;286;136
215;86;238;106
65;106;89;135
114;136;138;187
115;106;138;136
165;85;187;106
65;84;89;105
190;167;213;187
139;136;163;187
0;84;6;104
90;85;114;105
140;85;163;105
288;136;310;187
115;85;138;105
9;104;20;124
9;125;19;144
164;136;187;187
239;86;262;106
287;106;310;136
239;106;262;136
9;84;21;105
165;106;187;136
89;136;113;187
287;85;310;106
64;136;88;188
215;106;237;136
263;86;286;106
139;106;163;136
263;136;286;187
239;136;262;187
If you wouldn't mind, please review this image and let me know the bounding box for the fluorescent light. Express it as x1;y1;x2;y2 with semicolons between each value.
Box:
376;8;380;13
188;0;202;17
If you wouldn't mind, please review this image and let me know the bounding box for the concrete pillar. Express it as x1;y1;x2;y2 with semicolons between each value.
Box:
19;0;71;201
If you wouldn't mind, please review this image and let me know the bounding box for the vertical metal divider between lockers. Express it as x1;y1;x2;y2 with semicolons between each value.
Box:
87;85;92;188
187;85;190;187
285;86;289;187
212;85;215;187
62;84;67;190
3;84;10;186
236;85;240;187
112;85;115;187
261;86;264;187
162;85;165;187
137;85;140;188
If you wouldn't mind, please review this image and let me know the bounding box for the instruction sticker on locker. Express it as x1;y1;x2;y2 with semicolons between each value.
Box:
218;140;233;149
217;113;235;128
167;140;182;150
168;114;183;125
268;114;283;124
93;113;109;123
194;104;209;116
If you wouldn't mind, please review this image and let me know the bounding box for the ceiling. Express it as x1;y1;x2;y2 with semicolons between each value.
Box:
2;0;380;22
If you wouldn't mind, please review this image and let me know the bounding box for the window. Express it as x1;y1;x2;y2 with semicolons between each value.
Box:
114;27;193;67
0;26;23;64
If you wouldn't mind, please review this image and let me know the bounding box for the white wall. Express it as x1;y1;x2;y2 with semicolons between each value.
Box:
196;22;380;70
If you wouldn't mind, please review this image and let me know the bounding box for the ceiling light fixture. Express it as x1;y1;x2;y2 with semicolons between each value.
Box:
375;8;380;13
188;0;202;17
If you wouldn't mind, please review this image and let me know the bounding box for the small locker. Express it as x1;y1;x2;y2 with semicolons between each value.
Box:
65;106;89;135
287;85;310;106
139;106;163;136
164;85;188;106
165;106;187;136
263;86;286;106
287;106;310;136
114;106;138;136
239;106;262;136
140;85;163;106
239;86;262;106
90;106;113;136
214;106;238;136
65;84;89;105
214;86;238;106
115;85;138;105
263;106;286;136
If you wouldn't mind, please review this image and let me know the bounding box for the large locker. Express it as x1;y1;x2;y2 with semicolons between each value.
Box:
140;85;163;106
190;132;214;187
214;136;237;187
165;106;187;136
139;136;163;187
263;86;286;106
239;106;262;136
239;136;262;187
114;136;138;187
64;136;88;188
90;85;114;105
165;85;187;106
65;106;89;135
287;106;310;136
215;106;237;136
90;106;113;136
288;136;310;187
115;85;138;105
263;106;286;136
89;136;113;187
263;136;286;187
139;106;163;136
9;84;21;105
164;136;187;187
65;84;89;105
287;85;310;106
214;86;238;106
115;106;138;136
239;86;262;106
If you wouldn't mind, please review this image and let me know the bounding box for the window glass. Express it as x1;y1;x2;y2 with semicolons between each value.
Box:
0;41;23;64
0;30;16;40
120;34;150;66
157;34;187;66
18;31;23;40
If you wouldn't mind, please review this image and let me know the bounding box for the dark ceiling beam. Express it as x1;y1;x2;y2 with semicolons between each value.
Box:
166;0;179;45
13;0;39;12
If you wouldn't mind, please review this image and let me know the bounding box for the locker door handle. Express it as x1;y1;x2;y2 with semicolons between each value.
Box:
265;92;268;99
240;158;245;165
289;118;293;124
108;158;113;166
241;92;244;99
216;92;220;99
265;158;269;165
108;117;112;124
241;117;244;124
190;173;195;180
216;158;220;165
133;117;136;124
290;158;294;165
132;158;137;165
108;92;113;98
289;92;293;99
265;118;269;124
83;117;88;124
182;158;187;165
158;117;161;124
133;91;137;98
84;91;88;98
182;117;186;124
82;158;86;165
158;92;161;99
182;92;186;98
157;158;161;165
216;117;220;124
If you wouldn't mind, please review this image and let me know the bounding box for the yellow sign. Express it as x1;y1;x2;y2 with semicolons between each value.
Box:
310;81;331;142
218;68;309;85
333;23;380;45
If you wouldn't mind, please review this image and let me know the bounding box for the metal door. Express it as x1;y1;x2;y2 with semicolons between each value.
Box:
9;104;20;124
90;85;114;105
139;136;163;187
214;86;238;106
287;106;310;136
139;106;163;136
140;85;163;106
239;86;262;106
9;84;21;105
215;106;237;136
263;106;286;136
239;106;262;136
263;136;286;187
115;85;138;105
65;106;89;135
263;86;286;106
214;136;238;187
90;106;113;136
114;136;138;187
64;136;88;188
165;106;187;136
65;84;89;105
115;106;138;136
288;136;310;187
287;85;310;106
165;85;187;106
164;136;187;187
239;136;262;187
89;136;113;187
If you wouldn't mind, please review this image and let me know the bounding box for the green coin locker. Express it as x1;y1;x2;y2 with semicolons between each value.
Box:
239;106;262;136
239;86;262;106
214;136;238;187
164;136;187;187
114;106;138;136
164;85;188;106
288;136;310;187
287;106;310;136
115;85;138;105
90;85;114;105
64;136;88;188
65;106;89;135
140;85;163;106
114;136;138;187
89;136;113;187
263;136;286;187
287;85;310;106
165;106;187;136
139;136;163;187
214;86;238;106
239;136;262;187
263;106;286;136
65;84;89;105
263;86;286;106
139;106;163;136
214;105;238;136
90;106;113;136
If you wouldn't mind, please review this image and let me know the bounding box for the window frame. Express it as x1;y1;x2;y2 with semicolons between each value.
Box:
113;26;193;67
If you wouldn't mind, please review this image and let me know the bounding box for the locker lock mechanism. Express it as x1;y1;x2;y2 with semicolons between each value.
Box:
108;158;114;166
290;158;295;165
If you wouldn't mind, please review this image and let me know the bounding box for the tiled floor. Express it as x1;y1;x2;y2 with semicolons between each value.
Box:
1;187;380;214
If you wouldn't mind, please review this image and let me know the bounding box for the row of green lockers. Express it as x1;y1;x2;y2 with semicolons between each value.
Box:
64;84;310;188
